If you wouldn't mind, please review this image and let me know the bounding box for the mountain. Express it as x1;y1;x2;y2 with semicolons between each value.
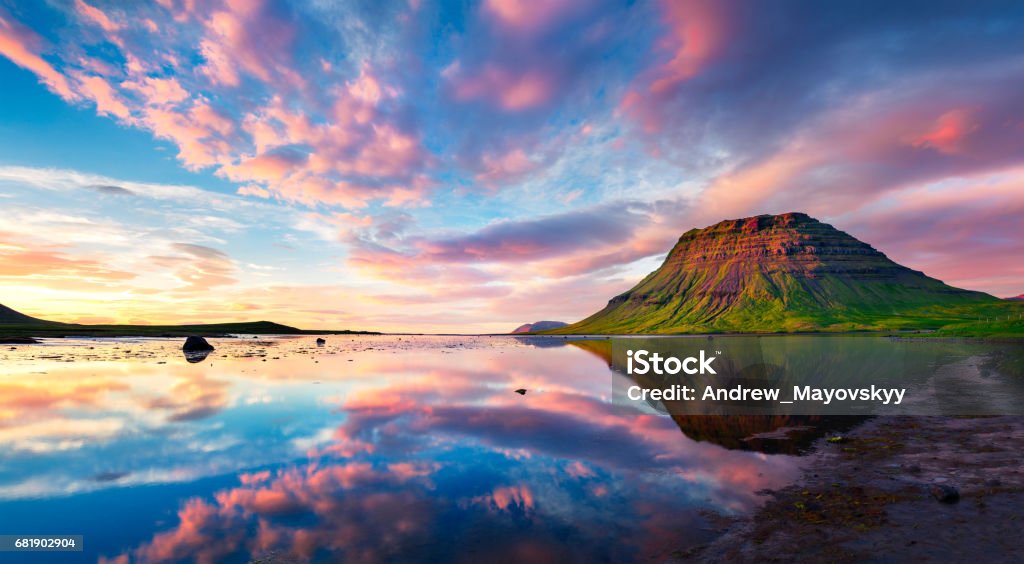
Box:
0;303;57;325
550;212;997;334
1007;294;1024;301
512;320;568;333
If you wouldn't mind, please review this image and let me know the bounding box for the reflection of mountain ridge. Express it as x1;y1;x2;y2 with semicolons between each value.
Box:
591;336;1024;451
568;338;862;454
567;339;613;365
511;336;574;349
605;336;1024;417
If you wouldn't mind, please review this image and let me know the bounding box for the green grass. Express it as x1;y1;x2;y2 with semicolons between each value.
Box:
909;307;1024;339
544;299;1024;338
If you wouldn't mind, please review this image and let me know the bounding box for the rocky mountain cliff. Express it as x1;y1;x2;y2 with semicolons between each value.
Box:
551;212;995;334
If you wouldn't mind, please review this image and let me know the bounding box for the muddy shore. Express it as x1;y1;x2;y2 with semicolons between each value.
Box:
685;415;1024;562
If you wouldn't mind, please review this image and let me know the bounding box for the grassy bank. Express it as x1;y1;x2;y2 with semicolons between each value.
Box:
539;301;1024;339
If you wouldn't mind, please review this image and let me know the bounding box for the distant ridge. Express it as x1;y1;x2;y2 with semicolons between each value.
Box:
1007;294;1024;301
0;303;56;325
549;212;997;334
512;320;568;333
0;302;377;337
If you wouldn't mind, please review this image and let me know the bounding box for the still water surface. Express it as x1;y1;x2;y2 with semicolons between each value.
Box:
1;335;843;562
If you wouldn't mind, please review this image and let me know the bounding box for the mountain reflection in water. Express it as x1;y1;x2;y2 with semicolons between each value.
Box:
562;337;867;455
0;335;850;562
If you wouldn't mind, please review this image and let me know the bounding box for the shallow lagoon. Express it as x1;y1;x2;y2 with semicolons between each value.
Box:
0;335;1020;561
0;335;822;562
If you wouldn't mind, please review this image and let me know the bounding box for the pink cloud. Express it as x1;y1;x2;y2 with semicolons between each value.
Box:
0;5;432;209
140;106;231;169
478;484;535;511
199;1;298;87
72;72;131;120
131;498;246;563
239;470;272;485
565;460;596;478
910;108;979;155
188;101;234;136
836;168;1024;297
483;0;588;34
221;151;307;184
619;0;728;132
108;461;442;563
475;148;540;185
122;76;190;106
692;77;1024;226
386;462;441;480
0;10;77;100
75;54;119;77
648;0;726;93
75;0;122;33
0;233;136;283
198;38;240;87
348;200;684;283
448;63;555;111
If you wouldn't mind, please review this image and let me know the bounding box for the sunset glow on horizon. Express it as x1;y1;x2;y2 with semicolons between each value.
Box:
1;0;1022;332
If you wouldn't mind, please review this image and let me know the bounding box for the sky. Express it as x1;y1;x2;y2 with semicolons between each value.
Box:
0;0;1022;332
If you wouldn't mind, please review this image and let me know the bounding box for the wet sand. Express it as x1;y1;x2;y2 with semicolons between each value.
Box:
686;415;1024;562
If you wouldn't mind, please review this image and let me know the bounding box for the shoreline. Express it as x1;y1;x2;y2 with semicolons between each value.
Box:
4;331;1019;343
684;415;1024;562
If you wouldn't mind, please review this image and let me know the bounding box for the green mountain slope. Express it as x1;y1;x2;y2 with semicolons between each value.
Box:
551;213;1003;334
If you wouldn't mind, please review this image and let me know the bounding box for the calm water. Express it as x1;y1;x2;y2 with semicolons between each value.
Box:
0;335;898;562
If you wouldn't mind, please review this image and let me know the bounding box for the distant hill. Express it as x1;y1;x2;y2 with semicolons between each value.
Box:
547;212;999;334
1007;294;1024;301
0;303;377;337
0;303;57;325
512;320;568;333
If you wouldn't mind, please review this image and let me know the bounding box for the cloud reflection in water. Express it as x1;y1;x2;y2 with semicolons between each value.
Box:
0;336;802;561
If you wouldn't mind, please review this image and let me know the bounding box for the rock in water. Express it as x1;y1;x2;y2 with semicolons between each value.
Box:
515;389;527;395
183;350;211;363
929;483;959;503
316;338;326;345
182;336;215;352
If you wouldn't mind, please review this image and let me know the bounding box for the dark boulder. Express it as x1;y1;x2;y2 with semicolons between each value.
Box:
515;389;527;395
182;336;215;352
316;338;326;345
